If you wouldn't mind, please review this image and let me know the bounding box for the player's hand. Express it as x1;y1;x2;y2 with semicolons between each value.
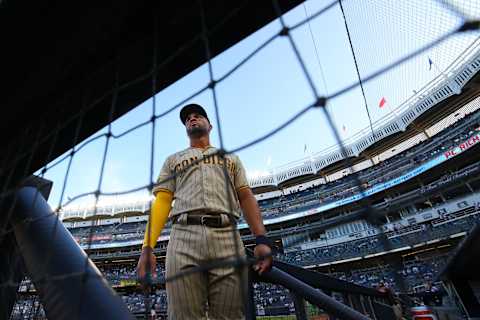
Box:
136;246;157;288
253;244;273;275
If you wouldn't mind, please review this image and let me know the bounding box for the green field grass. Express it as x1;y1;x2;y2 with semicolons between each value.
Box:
257;315;296;320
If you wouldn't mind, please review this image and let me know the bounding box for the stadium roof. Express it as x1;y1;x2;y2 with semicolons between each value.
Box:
251;87;480;192
0;0;303;191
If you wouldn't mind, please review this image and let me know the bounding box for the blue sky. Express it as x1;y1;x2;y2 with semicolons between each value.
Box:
39;0;480;209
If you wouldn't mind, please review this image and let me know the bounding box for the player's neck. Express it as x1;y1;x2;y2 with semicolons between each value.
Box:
190;136;211;149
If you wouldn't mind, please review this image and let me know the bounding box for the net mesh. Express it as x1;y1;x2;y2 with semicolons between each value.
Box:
2;0;480;319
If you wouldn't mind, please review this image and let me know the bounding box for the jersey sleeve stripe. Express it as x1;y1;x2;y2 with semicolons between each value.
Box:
153;187;174;195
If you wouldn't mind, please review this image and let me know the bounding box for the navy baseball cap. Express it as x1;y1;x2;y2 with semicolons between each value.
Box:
180;103;210;124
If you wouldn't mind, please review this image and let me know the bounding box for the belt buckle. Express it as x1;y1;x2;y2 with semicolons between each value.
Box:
213;215;222;227
200;216;208;226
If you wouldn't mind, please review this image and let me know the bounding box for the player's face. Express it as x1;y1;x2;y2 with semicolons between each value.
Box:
185;112;211;138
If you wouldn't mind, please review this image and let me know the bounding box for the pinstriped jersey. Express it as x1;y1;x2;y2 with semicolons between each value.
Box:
153;146;249;218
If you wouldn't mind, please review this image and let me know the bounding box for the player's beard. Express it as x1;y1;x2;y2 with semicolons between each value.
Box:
187;125;209;139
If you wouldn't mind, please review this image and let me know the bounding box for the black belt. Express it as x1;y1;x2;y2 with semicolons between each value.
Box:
173;214;225;228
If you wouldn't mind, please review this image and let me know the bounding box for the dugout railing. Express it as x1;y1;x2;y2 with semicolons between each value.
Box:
1;181;134;320
246;257;397;320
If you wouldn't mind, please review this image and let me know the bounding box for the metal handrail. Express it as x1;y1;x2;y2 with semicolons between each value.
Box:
248;254;396;320
258;267;371;320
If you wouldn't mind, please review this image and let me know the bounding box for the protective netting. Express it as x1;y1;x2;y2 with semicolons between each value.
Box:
1;0;480;319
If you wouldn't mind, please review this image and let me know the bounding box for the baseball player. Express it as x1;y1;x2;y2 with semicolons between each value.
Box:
137;103;273;319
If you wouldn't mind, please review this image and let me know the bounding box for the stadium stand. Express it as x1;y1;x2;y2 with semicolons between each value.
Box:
328;253;449;293
63;105;480;247
9;296;46;320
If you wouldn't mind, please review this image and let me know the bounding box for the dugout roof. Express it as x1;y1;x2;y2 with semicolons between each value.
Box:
0;0;303;190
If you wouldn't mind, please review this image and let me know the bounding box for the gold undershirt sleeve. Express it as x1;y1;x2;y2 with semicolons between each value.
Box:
142;190;173;248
